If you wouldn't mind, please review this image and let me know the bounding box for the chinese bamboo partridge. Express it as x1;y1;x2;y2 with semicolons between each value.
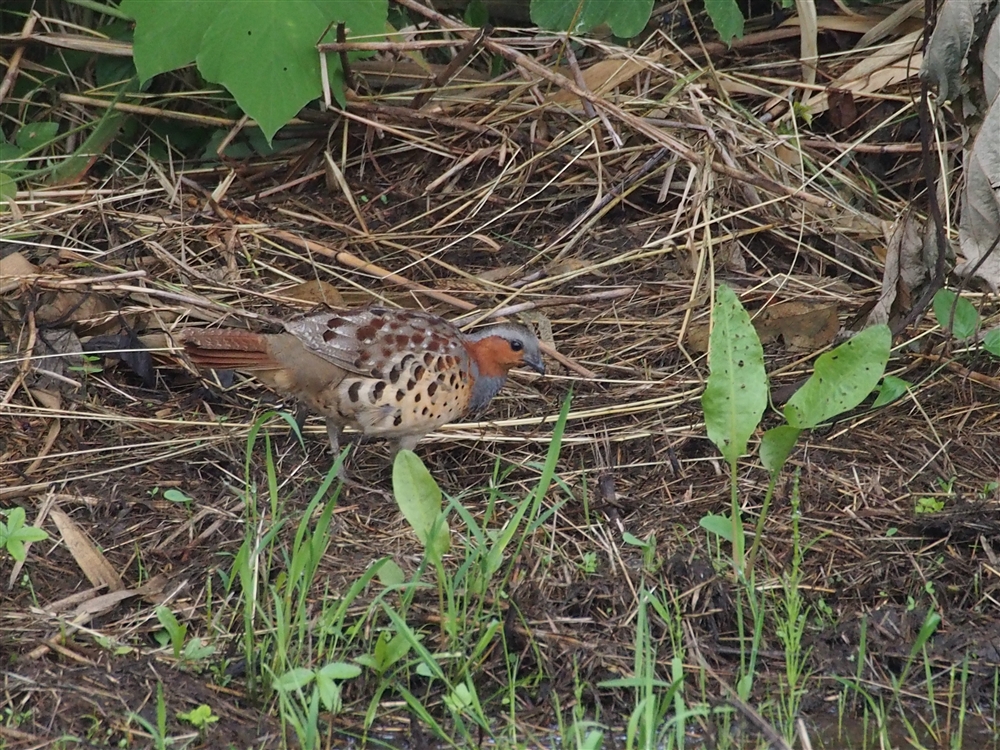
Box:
178;306;545;457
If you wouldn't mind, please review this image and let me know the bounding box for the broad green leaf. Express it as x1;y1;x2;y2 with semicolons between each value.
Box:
196;1;335;140
701;285;768;465
11;526;48;544
392;450;449;552
162;489;193;504
273;667;316;691
318;662;362;681
16;122;60;150
705;0;745;44
785;325;891;429
872;375;910;407
622;532;647;548
423;514;451;566
984;329;1000;357
932;288;979;340
5;539;26;561
124;0;388;141
464;0;489;26
376;558;405;587
122;0;219;78
759;425;801;477
3;506;26;529
530;0;654;38
155;605;181;633
699;513;735;543
0;172;17;213
315;673;339;711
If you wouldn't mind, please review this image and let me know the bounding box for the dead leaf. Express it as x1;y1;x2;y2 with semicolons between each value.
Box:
827;89;858;130
1;328;87;395
71;574;169;619
28;387;62;410
806;30;924;117
755;301;840;351
49;507;124;592
545;257;603;278
0;251;39;294
985;12;1000;102
956;23;1000;292
920;0;993;101
685;322;711;353
476;266;520;283
548;51;667;105
868;210;925;326
35;291;116;333
715;242;747;273
279;279;344;306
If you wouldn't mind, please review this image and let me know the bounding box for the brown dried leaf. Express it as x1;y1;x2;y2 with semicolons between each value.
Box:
279;279;345;306
0;251;39;294
755;301;840;351
49;507;124;592
868;210;926;326
35;291;115;332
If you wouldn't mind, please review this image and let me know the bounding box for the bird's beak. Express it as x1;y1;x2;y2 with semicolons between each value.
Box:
525;353;545;375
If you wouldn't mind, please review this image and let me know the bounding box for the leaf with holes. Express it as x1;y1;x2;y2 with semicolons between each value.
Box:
785;325;891;429
701;285;768;466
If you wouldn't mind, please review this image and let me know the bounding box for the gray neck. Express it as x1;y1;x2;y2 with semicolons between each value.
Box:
469;373;507;413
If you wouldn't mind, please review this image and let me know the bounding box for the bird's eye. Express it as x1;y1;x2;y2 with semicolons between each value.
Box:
509;339;524;352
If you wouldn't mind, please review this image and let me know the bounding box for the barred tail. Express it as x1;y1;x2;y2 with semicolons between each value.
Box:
178;329;280;370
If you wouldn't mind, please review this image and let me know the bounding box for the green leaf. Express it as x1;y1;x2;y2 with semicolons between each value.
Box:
464;0;489;26
915;496;944;514
932;288;979;340
162;488;193;504
701;285;768;466
984;329;1000;357
785;325;891;429
622;531;648;548
155;605;181;634
377;559;405;587
16;122;60;150
12;526;48;544
273;667;316;692
392;450;449;555
5;539;26;561
704;0;745;44
372;631;412;673
3;506;27;530
759;425;801;477
872;375;910;408
124;0;388;141
0;168;23;199
530;0;654;38
178;705;218;728
315;672;339;712
318;662;362;681
123;0;221;79
699;513;735;543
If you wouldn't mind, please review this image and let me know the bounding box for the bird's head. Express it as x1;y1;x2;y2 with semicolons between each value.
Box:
465;323;545;378
464;323;545;413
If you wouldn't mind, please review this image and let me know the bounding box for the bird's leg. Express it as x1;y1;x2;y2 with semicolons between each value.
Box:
323;419;392;498
390;434;422;461
325;417;351;480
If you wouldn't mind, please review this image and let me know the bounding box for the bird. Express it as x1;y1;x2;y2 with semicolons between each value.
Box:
177;306;545;459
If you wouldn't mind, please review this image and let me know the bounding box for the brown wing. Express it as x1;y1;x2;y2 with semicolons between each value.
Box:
287;307;477;438
285;307;465;374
